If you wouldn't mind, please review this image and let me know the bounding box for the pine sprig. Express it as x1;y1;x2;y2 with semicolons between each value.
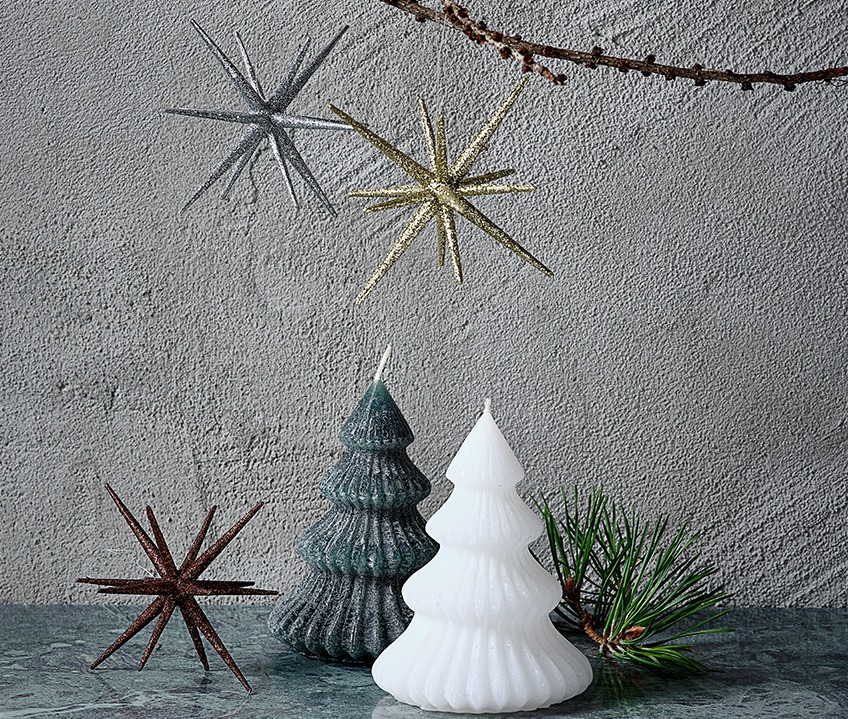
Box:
537;486;731;671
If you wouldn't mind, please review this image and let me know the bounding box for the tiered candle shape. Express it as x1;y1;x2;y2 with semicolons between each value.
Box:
269;352;438;662
372;402;593;713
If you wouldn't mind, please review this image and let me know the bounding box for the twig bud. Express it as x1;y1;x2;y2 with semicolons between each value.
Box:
642;54;656;74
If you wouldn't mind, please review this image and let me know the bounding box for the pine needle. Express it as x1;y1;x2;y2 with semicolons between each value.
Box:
535;486;731;671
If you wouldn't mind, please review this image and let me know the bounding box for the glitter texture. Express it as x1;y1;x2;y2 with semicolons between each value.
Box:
331;77;553;304
167;21;351;214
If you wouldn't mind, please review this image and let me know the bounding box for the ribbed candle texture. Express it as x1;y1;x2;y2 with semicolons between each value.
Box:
372;403;593;713
269;377;438;663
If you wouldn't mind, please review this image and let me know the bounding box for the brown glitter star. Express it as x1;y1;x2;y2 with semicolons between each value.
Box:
78;484;277;692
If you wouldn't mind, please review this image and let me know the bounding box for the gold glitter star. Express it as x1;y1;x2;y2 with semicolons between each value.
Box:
330;77;553;304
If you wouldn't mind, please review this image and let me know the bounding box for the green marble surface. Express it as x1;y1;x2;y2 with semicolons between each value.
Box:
0;606;845;718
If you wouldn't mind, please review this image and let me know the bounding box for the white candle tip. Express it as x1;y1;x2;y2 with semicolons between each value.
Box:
483;398;492;414
374;344;392;381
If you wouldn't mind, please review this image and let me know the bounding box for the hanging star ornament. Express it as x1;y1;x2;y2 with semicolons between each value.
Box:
330;76;553;304
77;484;277;692
166;21;352;214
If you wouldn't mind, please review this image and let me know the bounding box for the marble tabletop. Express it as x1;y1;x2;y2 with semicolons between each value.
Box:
0;606;845;718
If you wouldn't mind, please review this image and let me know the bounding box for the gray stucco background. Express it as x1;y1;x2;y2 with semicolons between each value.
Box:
1;0;845;607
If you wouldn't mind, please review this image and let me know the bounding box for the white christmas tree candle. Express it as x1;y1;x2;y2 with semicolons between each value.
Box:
372;400;593;714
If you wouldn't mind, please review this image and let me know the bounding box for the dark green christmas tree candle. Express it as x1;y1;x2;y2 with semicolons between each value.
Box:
269;348;438;663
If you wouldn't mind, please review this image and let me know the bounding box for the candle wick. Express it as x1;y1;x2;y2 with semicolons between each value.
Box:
484;398;492;414
374;344;392;381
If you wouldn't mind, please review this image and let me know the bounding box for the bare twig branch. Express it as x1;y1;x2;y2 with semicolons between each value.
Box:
379;0;848;90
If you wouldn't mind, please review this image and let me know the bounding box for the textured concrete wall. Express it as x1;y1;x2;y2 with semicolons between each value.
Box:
1;0;845;607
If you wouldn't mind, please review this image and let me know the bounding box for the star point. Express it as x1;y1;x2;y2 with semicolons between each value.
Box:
330;76;553;304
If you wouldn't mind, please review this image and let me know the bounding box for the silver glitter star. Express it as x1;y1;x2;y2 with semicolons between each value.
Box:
166;21;352;215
